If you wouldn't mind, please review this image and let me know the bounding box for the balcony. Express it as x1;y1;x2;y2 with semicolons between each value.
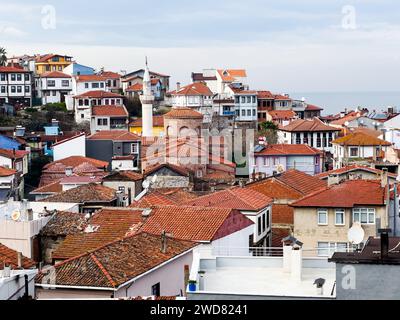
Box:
222;110;236;116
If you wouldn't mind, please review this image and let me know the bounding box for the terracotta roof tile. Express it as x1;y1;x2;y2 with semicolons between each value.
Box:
217;69;247;82
74;90;123;99
185;187;273;211
37;232;195;288
257;91;274;99
130;115;164;127
332;132;392;146
247;178;303;200
87;130;140;141
0;166;16;177
316;165;398;179
99;71;121;79
92;105;128;117
102;171;143;182
40;71;71;78
0;148;29;160
129;191;175;208
164;107;204;119
173;82;213;96
43;156;108;170
305;104;323;111
0;243;36;269
275;169;327;195
255;144;322;156
141;206;253;242
42;183;117;203
268;110;296;120
291;180;385;208
271;228;291;248
40;211;88;237
76;75;107;82
280;118;340;132
31;180;63;194
52;208;144;260
0;66;29;73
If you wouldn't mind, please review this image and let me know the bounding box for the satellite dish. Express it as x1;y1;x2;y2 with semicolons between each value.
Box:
142;179;150;189
151;174;158;184
11;210;21;221
348;222;365;245
276;164;285;173
344;121;349;127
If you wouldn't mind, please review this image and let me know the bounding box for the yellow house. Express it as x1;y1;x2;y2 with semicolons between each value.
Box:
129;115;165;137
35;54;73;75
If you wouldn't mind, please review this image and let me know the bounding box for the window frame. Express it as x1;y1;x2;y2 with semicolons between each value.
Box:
317;209;328;225
335;209;345;226
353;208;375;225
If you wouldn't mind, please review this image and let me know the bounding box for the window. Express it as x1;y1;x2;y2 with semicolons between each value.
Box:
1;86;5;93
58;66;62;71
97;118;108;126
295;133;301;144
85;83;89;89
131;143;139;154
247;109;251;116
105;99;109;105
335;209;345;225
317;209;328;225
247;96;251;103
252;96;256;103
92;83;99;89
151;283;160;296
316;133;321;148
241;110;245;116
241;97;245;103
266;209;270;228
264;157;269;166
318;242;349;257
11;74;16;81
47;80;55;87
62;80;69;87
100;82;104;88
24;74;30;81
17;74;22;81
353;208;375;224
118;186;125;193
262;213;266;232
350;147;359;157
11;86;16;93
81;113;84;119
258;216;262;235
78;99;83;106
0;73;5;81
252;109;256;116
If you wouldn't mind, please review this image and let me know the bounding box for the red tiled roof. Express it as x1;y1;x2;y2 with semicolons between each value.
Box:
0;166;16;177
129;191;176;208
316;165;398;179
247;178;303;200
44;156;108;170
275;169;327;195
305;104;323;111
74;90;123;98
185;187;272;211
38;232;195;288
99;71;121;79
155;188;199;203
76;75;106;82
332;132;391;146
0;243;36;269
173;82;213;96
291;180;385;208
143;163;191;177
164;107;203;119
102;171;143;182
0;148;29;160
31;180;63;194
52;208;144;260
87;130;140;141
35;54;72;63
280;118;340;132
273;94;292;101
257;91;274;99
92;105;128;117
42;183;117;203
217;69;247;82
268;110;296;120
130;115;164;127
0;66;29;73
255;144;322;156
126;83;143;92
330;111;361;126
40;71;71;78
40;211;89;237
271;228;291;248
272;204;294;225
141;206;253;242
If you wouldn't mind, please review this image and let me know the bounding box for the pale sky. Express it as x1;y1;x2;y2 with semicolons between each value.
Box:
1;0;400;93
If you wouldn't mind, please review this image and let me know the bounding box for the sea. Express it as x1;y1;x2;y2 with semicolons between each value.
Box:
289;91;400;116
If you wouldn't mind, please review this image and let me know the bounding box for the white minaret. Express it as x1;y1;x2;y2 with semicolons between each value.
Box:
140;57;154;137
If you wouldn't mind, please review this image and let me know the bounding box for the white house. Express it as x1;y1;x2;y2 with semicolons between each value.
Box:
36;71;72;104
90;105;129;133
0;66;33;107
52;133;86;161
228;86;258;122
331;132;392;169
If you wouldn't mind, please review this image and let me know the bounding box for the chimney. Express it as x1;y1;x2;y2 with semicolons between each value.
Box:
238;179;245;188
381;168;388;188
127;187;132;206
176;82;181;92
328;174;339;187
291;244;303;282
379;228;391;260
161;230;168;254
17;252;23;269
65;166;73;177
282;239;293;273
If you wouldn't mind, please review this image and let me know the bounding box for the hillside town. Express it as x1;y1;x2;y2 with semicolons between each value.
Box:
1;51;400;301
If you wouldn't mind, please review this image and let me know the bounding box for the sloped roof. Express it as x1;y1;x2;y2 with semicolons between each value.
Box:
0;243;36;269
42;183;116;203
99;71;121;79
0;166;16;177
291;180;385;208
185;187;273;211
255;144;322;156
0;66;29;73
52;208;144;260
76;75;106;82
40;71;71;78
280;118;340;132
316;165;398;179
268;110;296;120
164;107;203;119
130;115;164;127
40;211;88;237
44;156;108;170
247;178;304;200
92;105;128;117
305;104;323;111
37;232;195;288
31;180;63;194
332;132;392;146
87;130;140;141
173;82;213;96
257;91;274;99
129;191;176;208
141;206;253;242
217;69;247;82
102;171;143;182
275;169;327;195
74;90;123;99
0;148;29;160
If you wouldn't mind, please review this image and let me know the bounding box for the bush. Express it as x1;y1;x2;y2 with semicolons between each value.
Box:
25;107;38;113
43;103;67;112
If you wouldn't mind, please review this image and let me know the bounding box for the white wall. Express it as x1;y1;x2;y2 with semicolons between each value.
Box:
0;270;37;300
53;134;86;161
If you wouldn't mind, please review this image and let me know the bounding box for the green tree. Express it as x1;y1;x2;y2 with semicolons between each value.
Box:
258;121;279;144
0;47;7;66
